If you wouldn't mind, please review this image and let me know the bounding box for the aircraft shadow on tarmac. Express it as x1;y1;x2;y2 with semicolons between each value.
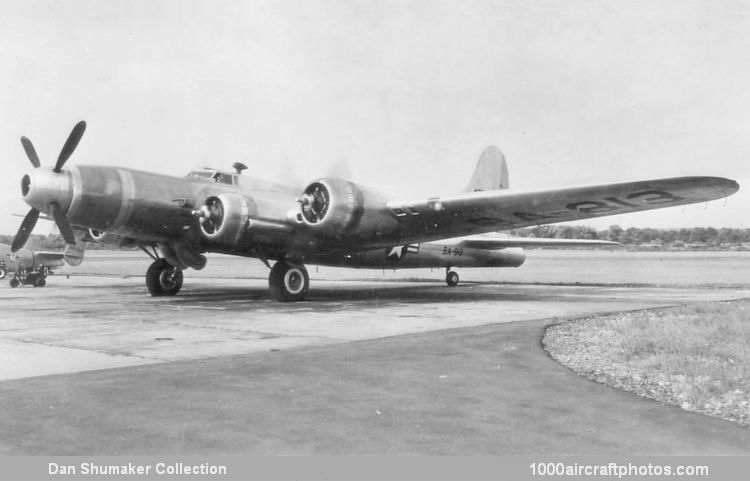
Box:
166;283;566;306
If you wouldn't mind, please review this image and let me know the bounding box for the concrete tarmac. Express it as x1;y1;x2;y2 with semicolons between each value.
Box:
1;276;750;454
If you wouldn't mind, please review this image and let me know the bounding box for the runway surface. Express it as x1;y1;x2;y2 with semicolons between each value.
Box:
1;273;750;454
3;275;750;380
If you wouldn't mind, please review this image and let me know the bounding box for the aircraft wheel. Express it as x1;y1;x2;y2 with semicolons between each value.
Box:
146;259;183;296
9;278;20;288
446;270;460;287
269;261;309;302
0;266;7;279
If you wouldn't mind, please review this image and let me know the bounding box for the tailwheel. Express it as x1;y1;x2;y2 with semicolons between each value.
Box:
146;258;183;296
269;261;309;302
446;270;460;287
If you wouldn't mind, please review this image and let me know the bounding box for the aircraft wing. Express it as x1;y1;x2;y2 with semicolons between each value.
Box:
455;236;618;249
33;251;66;267
385;176;738;243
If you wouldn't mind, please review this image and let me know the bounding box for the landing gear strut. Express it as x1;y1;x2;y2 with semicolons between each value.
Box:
445;269;459;287
146;258;183;296
269;261;309;302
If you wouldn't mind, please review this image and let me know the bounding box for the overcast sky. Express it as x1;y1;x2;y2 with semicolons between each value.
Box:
1;0;749;235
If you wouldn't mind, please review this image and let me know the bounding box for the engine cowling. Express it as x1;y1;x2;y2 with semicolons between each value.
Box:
195;193;253;244
297;178;396;239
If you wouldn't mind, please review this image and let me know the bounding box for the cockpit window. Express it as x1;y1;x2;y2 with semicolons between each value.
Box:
213;172;235;185
186;170;236;186
186;170;214;179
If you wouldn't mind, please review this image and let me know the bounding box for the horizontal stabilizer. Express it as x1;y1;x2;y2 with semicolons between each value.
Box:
456;235;619;250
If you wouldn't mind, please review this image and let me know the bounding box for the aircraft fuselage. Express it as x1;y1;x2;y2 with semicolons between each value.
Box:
315;242;525;269
0;244;63;273
23;165;303;255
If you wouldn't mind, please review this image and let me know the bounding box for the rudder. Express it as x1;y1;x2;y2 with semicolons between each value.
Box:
462;145;509;192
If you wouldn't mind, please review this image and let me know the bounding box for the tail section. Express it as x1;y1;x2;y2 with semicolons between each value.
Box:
463;145;509;192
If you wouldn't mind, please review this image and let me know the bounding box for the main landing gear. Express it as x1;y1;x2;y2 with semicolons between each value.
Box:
142;251;310;302
445;268;459;287
269;261;309;302
146;258;183;296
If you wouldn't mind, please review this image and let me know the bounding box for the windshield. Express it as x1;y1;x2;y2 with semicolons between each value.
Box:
186;169;236;186
186;170;214;179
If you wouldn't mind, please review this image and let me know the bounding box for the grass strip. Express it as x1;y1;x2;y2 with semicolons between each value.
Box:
543;300;750;427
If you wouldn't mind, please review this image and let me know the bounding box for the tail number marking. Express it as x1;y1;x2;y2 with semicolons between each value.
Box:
514;190;685;221
442;246;464;256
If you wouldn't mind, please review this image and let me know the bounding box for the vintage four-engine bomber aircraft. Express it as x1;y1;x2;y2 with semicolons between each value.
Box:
11;121;739;301
0;242;83;287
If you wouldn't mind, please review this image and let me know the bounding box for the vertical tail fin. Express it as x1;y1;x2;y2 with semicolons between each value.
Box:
462;145;509;192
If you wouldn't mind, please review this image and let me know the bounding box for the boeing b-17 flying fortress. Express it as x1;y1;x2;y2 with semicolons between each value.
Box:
8;121;739;300
2;121;748;461
5;1;750;473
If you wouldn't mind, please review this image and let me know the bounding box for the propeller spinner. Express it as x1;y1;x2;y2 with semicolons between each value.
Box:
11;121;86;252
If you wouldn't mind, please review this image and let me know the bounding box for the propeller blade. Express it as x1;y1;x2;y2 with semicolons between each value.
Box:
54;120;86;173
49;202;76;244
11;208;40;252
20;137;41;168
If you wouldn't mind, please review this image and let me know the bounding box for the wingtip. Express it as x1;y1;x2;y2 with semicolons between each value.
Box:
715;177;740;196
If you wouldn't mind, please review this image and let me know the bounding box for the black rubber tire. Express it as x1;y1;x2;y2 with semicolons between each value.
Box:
446;270;460;287
146;259;184;296
269;261;309;302
0;266;7;280
9;278;20;288
33;276;46;288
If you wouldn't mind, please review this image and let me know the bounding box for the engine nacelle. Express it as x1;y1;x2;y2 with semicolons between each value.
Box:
195;193;253;244
297;178;395;239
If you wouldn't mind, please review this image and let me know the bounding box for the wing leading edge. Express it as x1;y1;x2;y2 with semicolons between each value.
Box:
30;251;66;266
385;176;738;243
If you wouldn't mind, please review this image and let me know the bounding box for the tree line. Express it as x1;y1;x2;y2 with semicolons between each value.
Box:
3;226;750;251
0;234;123;251
509;225;750;249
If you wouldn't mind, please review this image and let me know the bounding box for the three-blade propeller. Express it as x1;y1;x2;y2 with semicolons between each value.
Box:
11;121;86;252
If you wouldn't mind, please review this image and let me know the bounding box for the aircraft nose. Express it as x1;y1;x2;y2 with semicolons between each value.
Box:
21;168;73;214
